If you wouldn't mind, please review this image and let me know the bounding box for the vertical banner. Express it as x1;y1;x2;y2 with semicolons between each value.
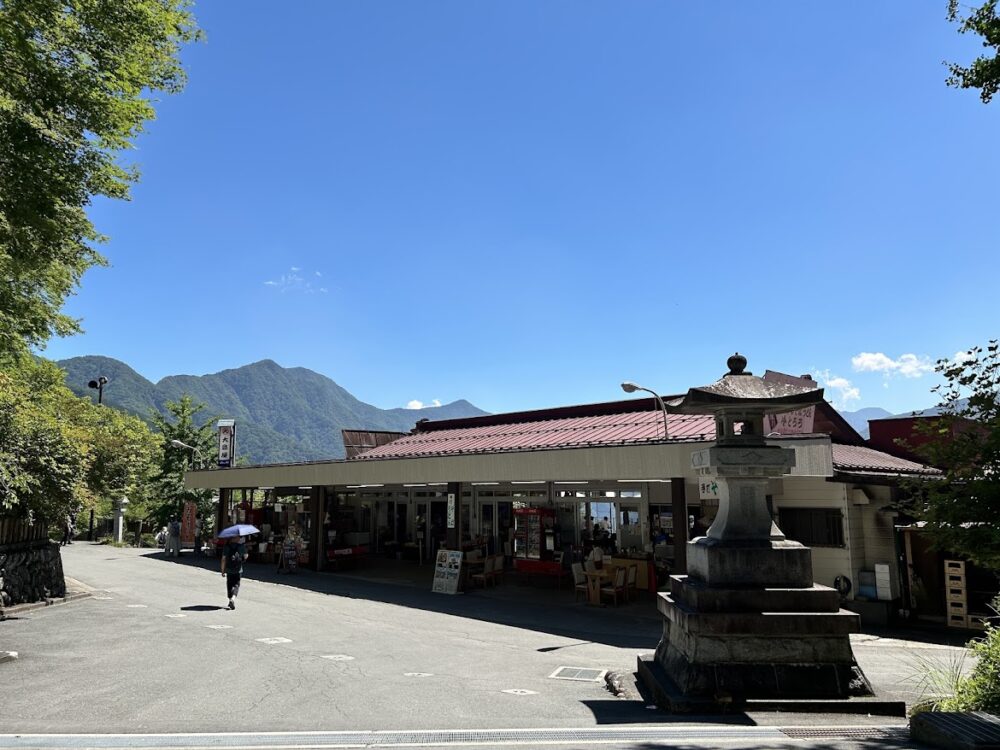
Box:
217;419;236;468
181;501;197;547
447;493;456;529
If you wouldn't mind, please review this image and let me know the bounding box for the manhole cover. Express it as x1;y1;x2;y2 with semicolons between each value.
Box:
549;666;607;682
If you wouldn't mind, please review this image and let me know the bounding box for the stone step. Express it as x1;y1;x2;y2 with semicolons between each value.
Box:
658;592;861;635
670;574;841;613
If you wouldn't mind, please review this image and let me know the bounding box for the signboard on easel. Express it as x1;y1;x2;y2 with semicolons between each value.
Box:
431;549;463;594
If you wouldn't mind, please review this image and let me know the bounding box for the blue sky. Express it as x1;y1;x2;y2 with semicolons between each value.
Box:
42;2;999;415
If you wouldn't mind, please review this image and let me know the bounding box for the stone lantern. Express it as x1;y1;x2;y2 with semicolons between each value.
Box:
640;354;873;710
113;496;129;544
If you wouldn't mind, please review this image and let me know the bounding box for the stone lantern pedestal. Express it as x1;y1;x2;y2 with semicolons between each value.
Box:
639;355;874;710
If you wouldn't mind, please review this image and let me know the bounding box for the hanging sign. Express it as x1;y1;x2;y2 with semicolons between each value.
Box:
431;549;464;594
447;493;456;529
217;419;236;468
763;407;815;436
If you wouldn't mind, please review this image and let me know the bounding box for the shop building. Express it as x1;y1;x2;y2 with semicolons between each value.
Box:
187;393;938;611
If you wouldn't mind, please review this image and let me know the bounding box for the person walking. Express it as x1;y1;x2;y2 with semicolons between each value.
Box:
61;514;73;546
221;535;247;610
166;515;181;557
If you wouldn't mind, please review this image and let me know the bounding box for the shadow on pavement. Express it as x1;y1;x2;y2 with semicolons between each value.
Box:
581;699;757;726
140;549;662;649
180;604;225;611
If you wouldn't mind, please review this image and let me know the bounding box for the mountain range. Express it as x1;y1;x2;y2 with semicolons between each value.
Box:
56;356;488;464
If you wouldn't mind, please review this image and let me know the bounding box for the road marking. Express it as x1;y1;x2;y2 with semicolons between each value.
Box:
165;614;186;618
256;637;292;644
92;596;113;600
402;672;434;677
125;604;147;608
205;625;233;630
319;654;355;661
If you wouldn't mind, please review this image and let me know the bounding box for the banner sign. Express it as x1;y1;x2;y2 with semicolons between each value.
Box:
698;477;720;501
181;501;197;547
217;419;236;468
763;407;815;436
447;493;456;529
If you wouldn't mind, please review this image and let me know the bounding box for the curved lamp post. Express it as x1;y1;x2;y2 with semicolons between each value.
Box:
620;381;670;439
170;439;203;469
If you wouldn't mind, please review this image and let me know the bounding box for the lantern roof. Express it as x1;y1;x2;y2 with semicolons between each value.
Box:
665;353;824;414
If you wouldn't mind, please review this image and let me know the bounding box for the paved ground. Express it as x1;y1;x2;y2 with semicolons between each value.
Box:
0;543;976;748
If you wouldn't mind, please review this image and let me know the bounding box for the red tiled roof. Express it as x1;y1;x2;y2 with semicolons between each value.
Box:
350;411;717;461
832;444;939;476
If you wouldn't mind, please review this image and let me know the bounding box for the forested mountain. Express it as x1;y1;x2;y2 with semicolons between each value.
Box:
56;356;487;464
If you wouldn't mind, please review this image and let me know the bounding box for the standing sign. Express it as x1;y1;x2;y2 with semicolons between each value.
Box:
431;549;464;594
446;493;456;529
180;501;197;547
217;419;236;468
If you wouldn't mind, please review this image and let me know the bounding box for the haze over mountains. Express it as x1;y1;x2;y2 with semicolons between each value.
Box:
56;356;488;464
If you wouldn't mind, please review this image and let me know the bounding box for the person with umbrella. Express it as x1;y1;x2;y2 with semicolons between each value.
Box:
219;524;258;610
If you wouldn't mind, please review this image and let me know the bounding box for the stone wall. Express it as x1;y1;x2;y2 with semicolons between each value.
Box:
0;541;66;609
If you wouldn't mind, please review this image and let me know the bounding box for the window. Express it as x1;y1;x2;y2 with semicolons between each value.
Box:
777;508;845;547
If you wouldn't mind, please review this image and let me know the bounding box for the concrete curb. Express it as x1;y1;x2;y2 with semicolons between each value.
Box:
0;577;94;620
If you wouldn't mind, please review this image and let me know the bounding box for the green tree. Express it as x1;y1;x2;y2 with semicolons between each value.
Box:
149;394;217;523
908;341;1000;570
947;0;1000;102
0;0;200;356
0;354;159;529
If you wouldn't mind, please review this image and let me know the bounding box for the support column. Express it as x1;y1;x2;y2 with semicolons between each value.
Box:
217;489;230;537
671;478;688;574
309;487;323;571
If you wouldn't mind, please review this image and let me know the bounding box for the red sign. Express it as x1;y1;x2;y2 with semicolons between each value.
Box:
181;501;197;546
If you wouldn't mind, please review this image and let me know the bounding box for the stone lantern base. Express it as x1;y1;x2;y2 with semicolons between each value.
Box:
641;537;874;709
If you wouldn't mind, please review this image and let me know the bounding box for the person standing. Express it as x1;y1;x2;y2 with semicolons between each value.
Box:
193;513;202;557
166;515;181;557
221;535;246;610
61;514;73;546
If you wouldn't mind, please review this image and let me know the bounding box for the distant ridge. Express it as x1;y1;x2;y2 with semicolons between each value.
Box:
56;356;488;464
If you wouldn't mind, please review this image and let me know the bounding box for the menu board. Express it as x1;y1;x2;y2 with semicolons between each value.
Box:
431;549;464;595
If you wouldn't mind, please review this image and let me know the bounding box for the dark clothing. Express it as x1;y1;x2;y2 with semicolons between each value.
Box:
223;542;247;576
226;573;241;600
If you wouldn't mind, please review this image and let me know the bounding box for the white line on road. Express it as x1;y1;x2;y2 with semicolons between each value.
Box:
165;614;187;618
402;672;433;677
500;689;538;695
125;604;148;608
205;625;233;630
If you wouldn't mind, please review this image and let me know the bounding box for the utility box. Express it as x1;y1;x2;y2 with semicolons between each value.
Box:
874;562;898;601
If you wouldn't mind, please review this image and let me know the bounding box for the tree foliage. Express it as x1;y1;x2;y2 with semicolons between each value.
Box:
947;0;1000;102
149;394;217;523
0;0;200;355
910;341;1000;570
0;354;159;525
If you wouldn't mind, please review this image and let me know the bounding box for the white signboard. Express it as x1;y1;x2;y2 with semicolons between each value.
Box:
699;477;719;501
447;493;456;529
431;549;464;594
763;407;815;436
217;419;236;468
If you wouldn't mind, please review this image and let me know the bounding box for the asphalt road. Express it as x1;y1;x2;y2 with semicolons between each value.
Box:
0;543;971;748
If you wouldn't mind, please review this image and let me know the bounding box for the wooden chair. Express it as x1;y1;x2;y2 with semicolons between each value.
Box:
572;562;587;602
625;564;638;601
600;566;627;607
486;555;504;586
584;559;597;575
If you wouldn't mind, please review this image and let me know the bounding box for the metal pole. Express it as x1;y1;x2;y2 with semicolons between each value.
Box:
638;387;670;440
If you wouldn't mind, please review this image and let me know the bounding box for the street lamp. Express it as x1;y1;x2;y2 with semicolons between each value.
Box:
87;375;108;404
170;439;203;469
621;381;670;439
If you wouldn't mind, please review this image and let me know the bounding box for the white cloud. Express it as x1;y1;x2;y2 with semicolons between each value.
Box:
406;399;443;410
813;369;861;408
954;350;976;364
263;269;328;294
851;351;933;378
